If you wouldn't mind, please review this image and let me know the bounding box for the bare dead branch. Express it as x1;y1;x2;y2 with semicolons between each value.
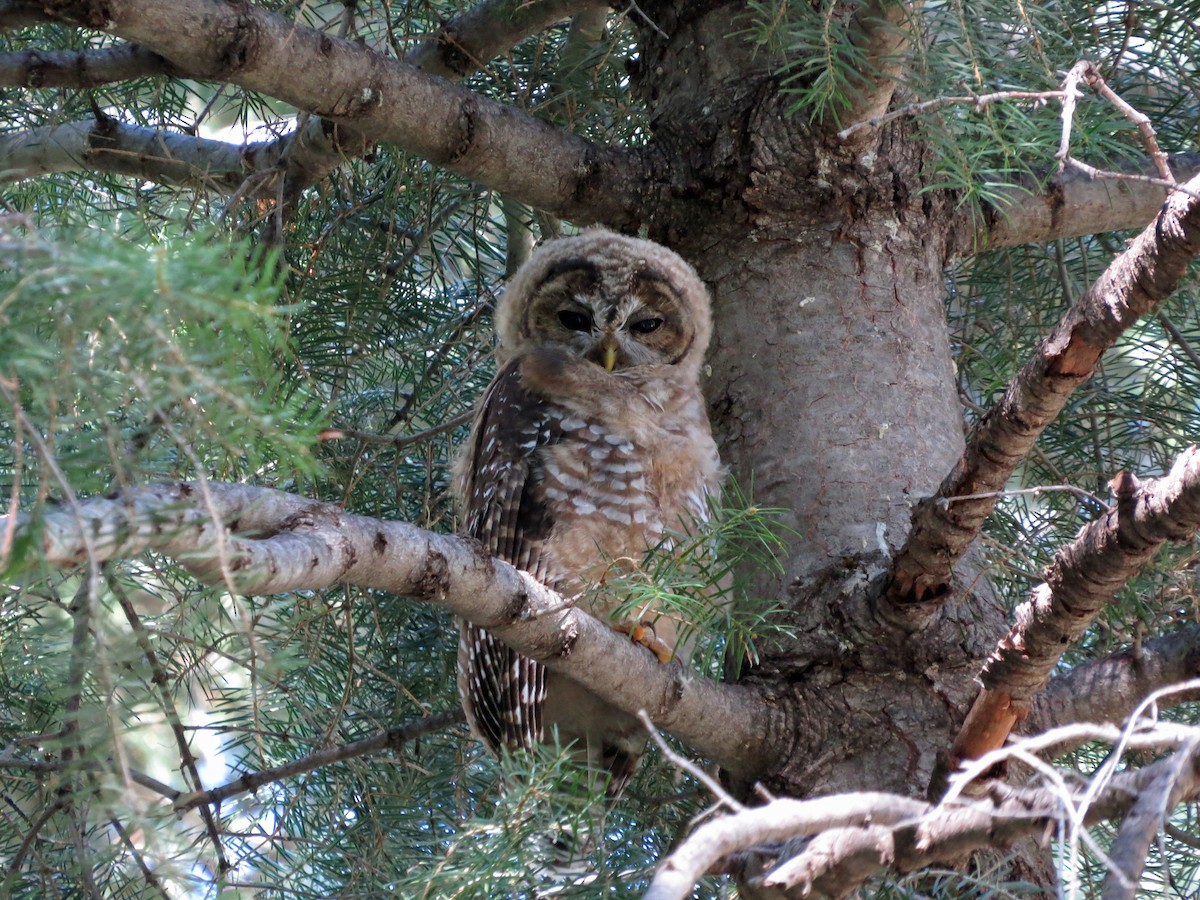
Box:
838;89;1066;141
1102;738;1199;900
647;725;1200;900
644;793;930;900
0;481;771;777
173;709;465;814
404;0;604;80
938;452;1200;790
0;43;173;87
37;0;645;225
1024;624;1200;737
888;172;1200;609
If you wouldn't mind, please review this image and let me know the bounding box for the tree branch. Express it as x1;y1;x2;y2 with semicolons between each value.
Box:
646;728;1200;900
40;0;645;225
887;171;1200;609
968;153;1200;252
172;709;465;814
404;0;605;81
0;43;173;87
1023;624;1200;737
831;1;916;138
936;450;1200;792
0;482;772;777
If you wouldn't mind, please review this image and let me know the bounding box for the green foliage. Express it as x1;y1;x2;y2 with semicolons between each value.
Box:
2;1;1200;898
0;223;322;505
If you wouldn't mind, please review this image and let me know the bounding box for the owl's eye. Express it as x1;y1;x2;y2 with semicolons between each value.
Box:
631;317;664;334
557;309;593;332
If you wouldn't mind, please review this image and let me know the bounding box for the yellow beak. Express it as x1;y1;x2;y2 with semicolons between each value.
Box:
602;343;618;372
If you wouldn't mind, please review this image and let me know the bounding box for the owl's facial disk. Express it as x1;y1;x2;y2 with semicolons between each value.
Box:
523;262;693;372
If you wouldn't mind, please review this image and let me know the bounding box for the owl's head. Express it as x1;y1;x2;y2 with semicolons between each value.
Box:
495;228;712;375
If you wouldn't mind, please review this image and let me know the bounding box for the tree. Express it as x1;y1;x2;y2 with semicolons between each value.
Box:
2;1;1199;897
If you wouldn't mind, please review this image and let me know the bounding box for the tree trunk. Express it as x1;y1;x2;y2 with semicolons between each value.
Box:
629;3;1003;804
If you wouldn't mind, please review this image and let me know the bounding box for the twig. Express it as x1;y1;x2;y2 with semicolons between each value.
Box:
108;574;230;873
838;89;1066;140
174;708;465;813
637;709;744;813
944;483;1109;511
318;409;474;449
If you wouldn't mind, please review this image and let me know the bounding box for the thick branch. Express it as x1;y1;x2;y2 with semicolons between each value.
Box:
966;153;1200;253
888;171;1200;608
404;0;604;80
940;449;1200;787
0;43;173;87
42;0;644;224
1023;624;1200;736
0;482;771;777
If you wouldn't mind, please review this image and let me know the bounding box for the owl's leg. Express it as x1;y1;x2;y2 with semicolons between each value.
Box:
613;621;674;665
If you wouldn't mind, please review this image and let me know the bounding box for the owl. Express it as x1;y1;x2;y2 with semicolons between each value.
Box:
453;227;721;789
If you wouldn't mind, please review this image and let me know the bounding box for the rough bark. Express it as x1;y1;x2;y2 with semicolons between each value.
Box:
620;4;1009;814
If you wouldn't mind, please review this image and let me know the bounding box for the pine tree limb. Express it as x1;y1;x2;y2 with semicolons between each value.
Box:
404;0;605;81
933;449;1200;795
0;481;773;777
38;0;646;225
0;43;174;87
1023;624;1200;738
888;172;1200;609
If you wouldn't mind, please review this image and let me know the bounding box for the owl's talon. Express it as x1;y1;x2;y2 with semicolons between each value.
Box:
615;621;674;665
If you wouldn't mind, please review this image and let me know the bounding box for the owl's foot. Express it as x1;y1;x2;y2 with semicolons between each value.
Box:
614;620;674;665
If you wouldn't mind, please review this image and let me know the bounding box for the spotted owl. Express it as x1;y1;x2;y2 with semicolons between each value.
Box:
453;227;722;788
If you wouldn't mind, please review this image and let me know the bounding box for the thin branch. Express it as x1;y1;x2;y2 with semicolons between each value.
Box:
108;575;229;873
404;0;605;80
174;708;464;813
0;481;772;776
318;409;474;450
839;89;1065;140
637;709;744;814
888;171;1200;610
936;453;1200;792
0;43;173;87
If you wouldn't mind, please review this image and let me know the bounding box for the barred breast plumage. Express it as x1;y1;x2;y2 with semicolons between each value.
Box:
454;228;721;788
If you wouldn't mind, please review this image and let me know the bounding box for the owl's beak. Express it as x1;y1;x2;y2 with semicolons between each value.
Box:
600;337;619;371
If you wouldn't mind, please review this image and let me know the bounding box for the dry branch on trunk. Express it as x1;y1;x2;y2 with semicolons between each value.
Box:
937;448;1200;792
646;721;1200;900
0;481;772;777
889;171;1200;609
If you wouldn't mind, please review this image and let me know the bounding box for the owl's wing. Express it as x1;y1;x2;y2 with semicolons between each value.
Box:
458;357;561;754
